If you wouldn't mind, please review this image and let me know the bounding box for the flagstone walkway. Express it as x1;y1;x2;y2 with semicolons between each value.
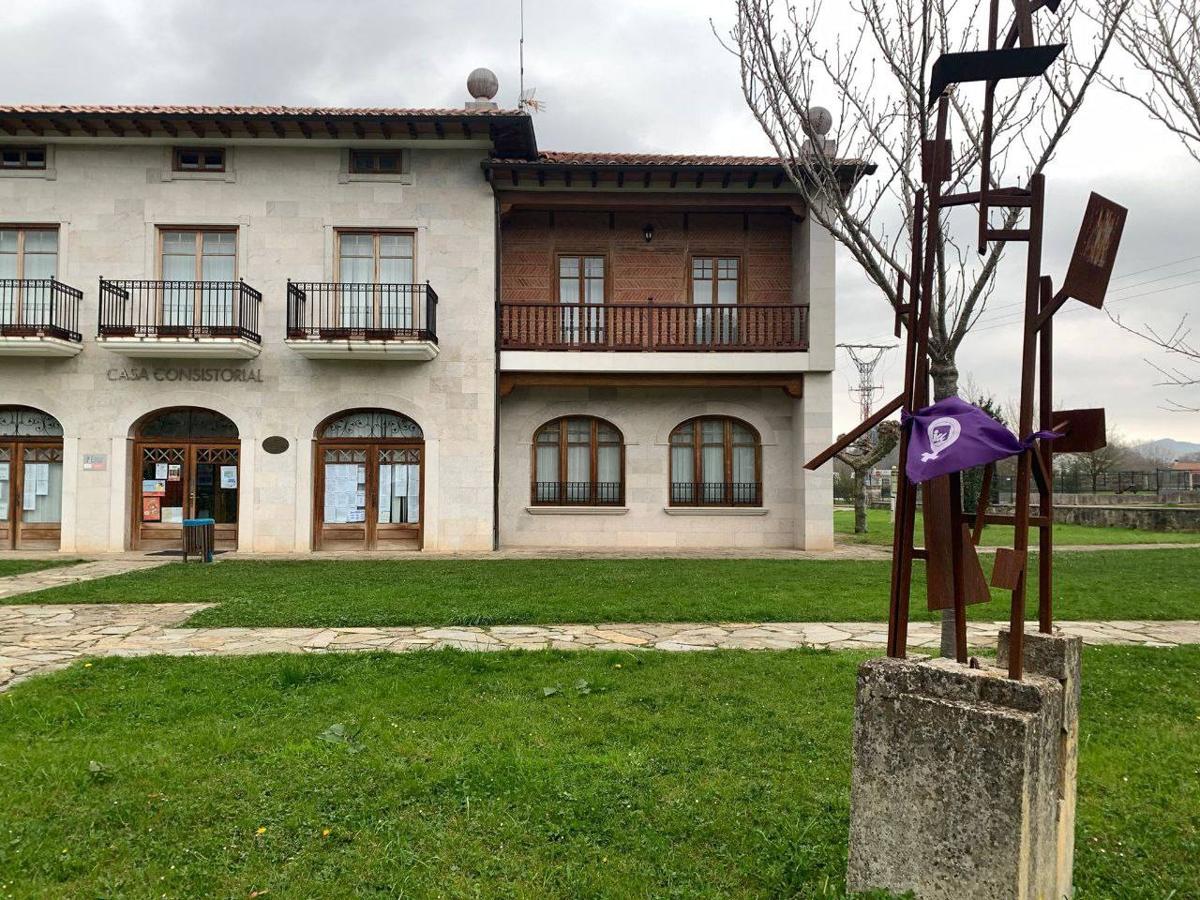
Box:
0;558;169;601
2;602;1197;692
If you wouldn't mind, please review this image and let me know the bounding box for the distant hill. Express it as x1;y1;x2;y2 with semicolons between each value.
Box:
1134;438;1200;463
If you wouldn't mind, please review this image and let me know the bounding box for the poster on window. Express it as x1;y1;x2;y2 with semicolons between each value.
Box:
220;466;238;489
161;506;183;524
142;496;162;522
0;462;7;481
142;479;166;496
167;464;182;482
155;463;169;480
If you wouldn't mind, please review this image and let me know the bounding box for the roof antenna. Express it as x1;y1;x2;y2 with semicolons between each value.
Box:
518;0;545;113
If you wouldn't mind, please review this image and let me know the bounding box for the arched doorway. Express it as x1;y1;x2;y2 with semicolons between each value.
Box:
132;407;240;551
314;409;423;550
0;406;64;550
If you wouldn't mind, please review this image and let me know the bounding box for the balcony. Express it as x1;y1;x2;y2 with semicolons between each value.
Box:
501;303;808;352
0;279;83;357
285;282;439;361
97;279;262;358
499;303;811;378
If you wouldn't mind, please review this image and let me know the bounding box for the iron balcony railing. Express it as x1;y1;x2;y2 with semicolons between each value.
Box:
0;279;83;341
98;279;262;342
500;303;808;352
532;481;625;506
287;282;438;342
670;482;763;507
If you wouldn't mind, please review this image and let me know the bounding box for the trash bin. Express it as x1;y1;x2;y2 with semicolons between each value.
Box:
182;517;216;563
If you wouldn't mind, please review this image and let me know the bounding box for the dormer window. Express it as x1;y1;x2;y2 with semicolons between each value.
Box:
172;147;226;172
0;146;46;170
349;149;405;175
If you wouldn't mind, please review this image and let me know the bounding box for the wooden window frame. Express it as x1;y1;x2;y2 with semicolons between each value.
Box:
348;149;407;176
530;415;625;506
689;254;743;306
0;146;47;171
156;227;239;281
0;226;59;280
334;229;417;284
171;147;226;173
555;253;608;305
668;416;762;507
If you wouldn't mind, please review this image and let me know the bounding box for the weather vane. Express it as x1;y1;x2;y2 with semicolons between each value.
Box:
805;0;1127;679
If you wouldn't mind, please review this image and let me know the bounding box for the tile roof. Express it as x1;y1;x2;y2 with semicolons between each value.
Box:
492;150;871;168
0;104;524;118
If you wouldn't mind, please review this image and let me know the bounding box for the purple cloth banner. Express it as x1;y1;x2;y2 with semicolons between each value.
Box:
902;396;1059;484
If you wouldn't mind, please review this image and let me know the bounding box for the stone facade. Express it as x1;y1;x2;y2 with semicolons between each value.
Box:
0;142;497;552
0;120;840;553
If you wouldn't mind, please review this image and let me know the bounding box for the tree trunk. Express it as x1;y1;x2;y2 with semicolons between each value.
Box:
930;357;959;658
853;468;869;533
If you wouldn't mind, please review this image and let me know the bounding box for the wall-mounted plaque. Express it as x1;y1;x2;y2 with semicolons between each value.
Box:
262;436;290;455
82;453;108;471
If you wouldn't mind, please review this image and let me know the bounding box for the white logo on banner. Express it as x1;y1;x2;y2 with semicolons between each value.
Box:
921;416;961;462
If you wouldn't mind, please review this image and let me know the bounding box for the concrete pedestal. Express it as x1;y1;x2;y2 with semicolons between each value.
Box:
846;630;1081;899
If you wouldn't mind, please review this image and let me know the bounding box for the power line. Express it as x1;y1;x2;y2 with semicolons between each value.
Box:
839;343;896;421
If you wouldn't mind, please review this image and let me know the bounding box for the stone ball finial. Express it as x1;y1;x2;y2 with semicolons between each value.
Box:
467;68;499;101
808;106;833;136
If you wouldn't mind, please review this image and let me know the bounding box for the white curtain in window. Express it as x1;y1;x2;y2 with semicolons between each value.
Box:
161;232;195;326
0;231;16;324
597;445;620;483
20;460;62;524
671;445;694;502
536;442;559;502
200;232;235;327
0;462;8;518
566;443;589;502
21;231;57;325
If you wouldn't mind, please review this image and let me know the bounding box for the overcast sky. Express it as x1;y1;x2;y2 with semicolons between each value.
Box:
4;0;1199;445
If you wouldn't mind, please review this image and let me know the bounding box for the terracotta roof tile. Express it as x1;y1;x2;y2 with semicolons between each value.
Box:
0;103;524;118
491;150;869;168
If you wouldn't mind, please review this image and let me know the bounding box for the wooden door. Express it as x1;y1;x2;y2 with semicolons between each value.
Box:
14;443;64;549
315;442;422;550
133;442;239;551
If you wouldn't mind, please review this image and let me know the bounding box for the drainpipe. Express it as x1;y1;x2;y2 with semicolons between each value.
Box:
491;192;502;551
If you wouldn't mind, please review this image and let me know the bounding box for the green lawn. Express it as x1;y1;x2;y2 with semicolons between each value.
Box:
0;648;1194;897
836;507;1200;547
0;558;83;579
9;551;1200;628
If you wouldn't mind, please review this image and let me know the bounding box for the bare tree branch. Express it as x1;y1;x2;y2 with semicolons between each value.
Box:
719;0;1129;400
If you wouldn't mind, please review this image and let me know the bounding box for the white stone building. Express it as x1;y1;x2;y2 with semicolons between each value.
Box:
0;92;868;554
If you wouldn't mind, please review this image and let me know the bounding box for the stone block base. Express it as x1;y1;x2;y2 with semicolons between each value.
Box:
846;631;1081;899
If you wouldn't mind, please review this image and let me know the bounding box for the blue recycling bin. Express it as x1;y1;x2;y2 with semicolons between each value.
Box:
182;517;216;563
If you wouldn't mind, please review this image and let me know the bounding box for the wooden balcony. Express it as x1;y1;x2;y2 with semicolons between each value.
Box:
499;303;808;352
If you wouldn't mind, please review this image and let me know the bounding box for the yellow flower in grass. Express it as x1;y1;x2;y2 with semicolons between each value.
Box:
322;828;331;838
255;826;266;835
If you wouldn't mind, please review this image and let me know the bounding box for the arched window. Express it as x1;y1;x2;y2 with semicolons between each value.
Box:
314;409;424;550
532;416;623;506
0;406;64;549
319;409;423;440
134;407;237;440
669;416;761;506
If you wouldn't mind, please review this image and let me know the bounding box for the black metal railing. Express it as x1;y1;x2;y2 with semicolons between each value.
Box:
0;279;83;341
532;481;625;506
670;482;763;507
500;303;808;351
287;282;438;342
98;279;261;342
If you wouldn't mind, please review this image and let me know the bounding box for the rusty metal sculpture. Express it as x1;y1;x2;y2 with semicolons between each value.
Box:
806;0;1127;679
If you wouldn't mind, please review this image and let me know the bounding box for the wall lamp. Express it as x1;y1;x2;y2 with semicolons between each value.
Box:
642;223;654;243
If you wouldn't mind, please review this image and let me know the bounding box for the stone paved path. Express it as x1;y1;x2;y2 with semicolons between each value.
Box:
3;603;1197;692
0;558;169;601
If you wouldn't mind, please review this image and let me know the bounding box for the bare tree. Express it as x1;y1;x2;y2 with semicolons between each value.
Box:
836;420;901;532
1059;429;1129;490
1102;0;1200;162
1109;312;1200;411
721;0;1128;402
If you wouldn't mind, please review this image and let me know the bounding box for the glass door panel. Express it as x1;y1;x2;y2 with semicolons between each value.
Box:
193;448;238;524
20;448;62;524
377;448;420;525
140;446;187;526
